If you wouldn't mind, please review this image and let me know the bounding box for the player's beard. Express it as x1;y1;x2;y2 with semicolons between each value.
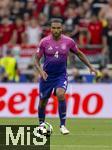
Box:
53;32;62;40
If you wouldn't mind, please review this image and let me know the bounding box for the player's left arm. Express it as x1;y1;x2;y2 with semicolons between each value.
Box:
75;49;97;75
70;38;98;75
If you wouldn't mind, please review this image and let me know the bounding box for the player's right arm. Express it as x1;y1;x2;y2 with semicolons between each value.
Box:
34;39;48;81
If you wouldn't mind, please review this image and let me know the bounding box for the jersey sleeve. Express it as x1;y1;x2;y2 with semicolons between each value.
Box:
69;39;78;54
36;39;45;59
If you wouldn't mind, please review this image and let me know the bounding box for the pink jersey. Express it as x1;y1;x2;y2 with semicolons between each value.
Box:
36;34;78;75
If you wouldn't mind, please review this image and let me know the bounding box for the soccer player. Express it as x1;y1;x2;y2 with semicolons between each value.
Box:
34;18;97;135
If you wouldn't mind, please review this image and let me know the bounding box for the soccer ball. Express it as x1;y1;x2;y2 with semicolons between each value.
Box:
37;122;53;136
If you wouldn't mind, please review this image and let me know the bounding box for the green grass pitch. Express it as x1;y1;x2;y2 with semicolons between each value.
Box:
0;118;112;150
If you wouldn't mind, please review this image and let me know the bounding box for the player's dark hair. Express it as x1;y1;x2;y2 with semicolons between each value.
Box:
50;18;63;25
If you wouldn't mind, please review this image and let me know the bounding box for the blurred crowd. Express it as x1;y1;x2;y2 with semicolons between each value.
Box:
0;0;112;83
0;49;112;83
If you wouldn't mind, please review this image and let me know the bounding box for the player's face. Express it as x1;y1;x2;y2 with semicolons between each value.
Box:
51;22;63;39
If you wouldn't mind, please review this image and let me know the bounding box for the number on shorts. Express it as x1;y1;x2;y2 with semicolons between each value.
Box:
54;51;59;58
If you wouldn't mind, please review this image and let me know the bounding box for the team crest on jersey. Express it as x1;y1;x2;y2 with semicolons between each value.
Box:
61;44;66;50
48;46;53;50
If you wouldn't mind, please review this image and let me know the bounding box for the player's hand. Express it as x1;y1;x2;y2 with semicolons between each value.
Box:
89;66;98;76
41;71;48;81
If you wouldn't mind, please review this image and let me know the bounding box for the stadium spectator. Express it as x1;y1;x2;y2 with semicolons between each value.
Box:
0;0;10;8
69;68;86;83
53;0;69;16
25;1;35;17
0;17;14;46
38;13;50;37
64;5;80;39
10;0;22;21
42;0;54;20
82;1;92;19
35;0;47;16
94;65;112;83
23;12;30;27
103;18;112;63
41;0;68;20
78;28;90;55
88;14;103;46
78;29;88;47
0;50;19;82
99;0;112;27
91;0;107;15
87;14;108;64
25;18;42;44
0;66;8;82
38;13;48;26
50;6;63;20
18;1;28;18
12;17;25;44
0;0;11;21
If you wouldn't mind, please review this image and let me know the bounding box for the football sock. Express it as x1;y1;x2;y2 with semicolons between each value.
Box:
58;100;66;126
38;106;45;124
